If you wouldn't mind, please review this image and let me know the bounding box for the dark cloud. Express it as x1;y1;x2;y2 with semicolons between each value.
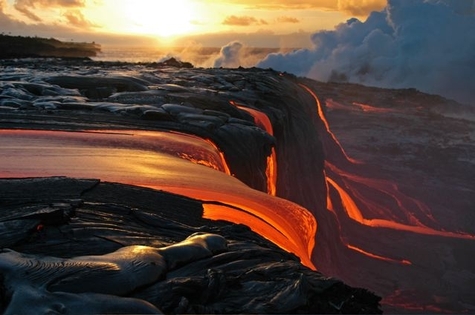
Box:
222;15;268;26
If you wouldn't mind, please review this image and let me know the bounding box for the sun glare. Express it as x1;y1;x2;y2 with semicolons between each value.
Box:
123;0;197;38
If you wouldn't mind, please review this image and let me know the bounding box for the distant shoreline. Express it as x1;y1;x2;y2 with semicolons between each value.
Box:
0;34;101;59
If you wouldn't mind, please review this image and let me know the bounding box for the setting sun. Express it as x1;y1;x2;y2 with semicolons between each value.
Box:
122;0;198;37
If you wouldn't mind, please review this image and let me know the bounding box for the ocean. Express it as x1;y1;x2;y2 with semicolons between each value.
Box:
91;46;286;68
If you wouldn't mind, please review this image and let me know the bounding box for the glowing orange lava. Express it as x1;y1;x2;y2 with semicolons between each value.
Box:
298;84;360;164
298;83;475;302
230;100;277;196
202;202;314;268
326;99;398;114
0;128;316;270
265;147;277;196
326;164;475;240
352;102;398;113
346;244;412;265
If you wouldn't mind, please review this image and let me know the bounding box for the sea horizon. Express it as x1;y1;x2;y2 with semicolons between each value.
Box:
91;45;295;67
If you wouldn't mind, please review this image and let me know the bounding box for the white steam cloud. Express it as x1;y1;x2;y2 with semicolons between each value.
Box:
257;0;475;105
213;41;244;68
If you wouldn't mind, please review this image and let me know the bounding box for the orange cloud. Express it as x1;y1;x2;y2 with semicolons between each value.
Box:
14;3;41;21
219;0;386;16
13;0;85;21
276;16;300;24
222;15;268;26
63;9;98;28
15;0;85;7
219;0;338;10
337;0;386;16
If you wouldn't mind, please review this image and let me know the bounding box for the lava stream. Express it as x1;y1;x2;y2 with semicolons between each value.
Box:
326;175;475;240
0;128;315;270
298;84;359;164
300;84;475;237
230;100;277;196
299;83;475;273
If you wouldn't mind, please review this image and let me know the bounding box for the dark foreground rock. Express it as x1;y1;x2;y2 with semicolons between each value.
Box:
0;177;381;314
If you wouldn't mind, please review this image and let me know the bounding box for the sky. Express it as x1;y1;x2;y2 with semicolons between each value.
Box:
0;0;386;47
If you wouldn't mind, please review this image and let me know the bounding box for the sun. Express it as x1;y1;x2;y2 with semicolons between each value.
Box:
123;0;197;38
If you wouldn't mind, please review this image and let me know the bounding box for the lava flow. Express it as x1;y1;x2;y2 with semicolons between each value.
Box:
301;84;475;240
0;128;315;270
299;83;475;312
230;100;277;196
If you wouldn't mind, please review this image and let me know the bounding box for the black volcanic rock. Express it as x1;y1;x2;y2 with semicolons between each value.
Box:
44;75;149;99
0;177;381;314
154;57;194;68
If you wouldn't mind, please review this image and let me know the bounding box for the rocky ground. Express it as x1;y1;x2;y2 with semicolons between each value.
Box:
1;57;474;313
0;58;381;314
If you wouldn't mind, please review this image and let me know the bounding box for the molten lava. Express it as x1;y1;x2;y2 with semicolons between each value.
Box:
0;128;315;270
300;83;475;312
298;84;360;164
326;99;398;114
230;100;277;196
301;84;475;238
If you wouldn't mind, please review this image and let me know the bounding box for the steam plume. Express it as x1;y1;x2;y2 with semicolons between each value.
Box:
213;41;244;68
257;0;475;105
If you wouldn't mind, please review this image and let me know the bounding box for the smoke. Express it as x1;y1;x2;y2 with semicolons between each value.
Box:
257;0;475;105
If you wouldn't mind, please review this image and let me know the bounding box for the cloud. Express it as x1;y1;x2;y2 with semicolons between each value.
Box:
218;0;337;10
13;0;85;21
222;15;268;26
257;0;475;105
15;0;85;7
0;0;24;28
276;16;300;24
14;2;42;21
63;9;97;28
337;0;386;16
218;0;385;15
